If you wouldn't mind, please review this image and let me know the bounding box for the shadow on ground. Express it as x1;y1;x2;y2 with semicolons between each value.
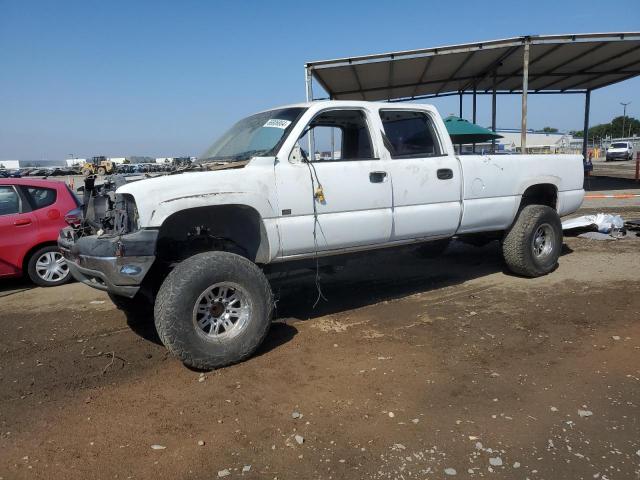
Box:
118;240;575;355
0;277;34;296
272;241;513;322
585;175;640;192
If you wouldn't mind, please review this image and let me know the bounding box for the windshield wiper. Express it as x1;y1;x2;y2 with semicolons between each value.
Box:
198;150;268;163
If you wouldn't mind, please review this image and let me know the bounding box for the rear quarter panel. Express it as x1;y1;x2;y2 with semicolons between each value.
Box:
457;154;584;233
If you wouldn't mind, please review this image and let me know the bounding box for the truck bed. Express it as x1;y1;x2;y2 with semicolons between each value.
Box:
456;153;584;233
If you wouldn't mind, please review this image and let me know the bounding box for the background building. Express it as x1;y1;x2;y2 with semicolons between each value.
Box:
495;130;575;154
0;160;20;169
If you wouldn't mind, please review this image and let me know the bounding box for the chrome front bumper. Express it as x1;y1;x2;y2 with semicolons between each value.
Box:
58;228;157;298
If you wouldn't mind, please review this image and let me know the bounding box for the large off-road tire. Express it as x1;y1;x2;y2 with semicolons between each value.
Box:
27;245;72;287
502;205;562;277
97;167;106;175
154;251;273;370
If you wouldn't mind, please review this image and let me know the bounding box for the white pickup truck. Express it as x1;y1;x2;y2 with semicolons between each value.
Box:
59;101;584;369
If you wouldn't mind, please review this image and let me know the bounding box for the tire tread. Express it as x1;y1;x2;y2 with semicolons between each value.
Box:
502;205;562;278
154;251;273;369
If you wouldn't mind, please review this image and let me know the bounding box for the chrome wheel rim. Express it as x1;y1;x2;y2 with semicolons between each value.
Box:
192;282;252;340
532;223;554;260
35;251;69;283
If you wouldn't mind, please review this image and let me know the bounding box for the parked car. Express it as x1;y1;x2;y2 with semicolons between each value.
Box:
1;178;80;286
60;100;584;369
0;169;22;178
605;141;635;161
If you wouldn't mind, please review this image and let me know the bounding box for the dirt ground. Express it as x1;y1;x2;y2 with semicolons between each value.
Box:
2;217;640;479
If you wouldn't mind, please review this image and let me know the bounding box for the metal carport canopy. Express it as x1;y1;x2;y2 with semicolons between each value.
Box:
305;32;640;157
305;33;640;101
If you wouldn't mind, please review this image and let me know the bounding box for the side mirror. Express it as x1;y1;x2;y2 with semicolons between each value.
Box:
289;144;306;163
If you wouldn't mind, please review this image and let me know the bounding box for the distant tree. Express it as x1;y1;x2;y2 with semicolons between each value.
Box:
572;115;640;139
542;127;558;133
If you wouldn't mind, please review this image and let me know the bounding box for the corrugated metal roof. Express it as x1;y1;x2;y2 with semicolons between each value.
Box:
306;33;640;101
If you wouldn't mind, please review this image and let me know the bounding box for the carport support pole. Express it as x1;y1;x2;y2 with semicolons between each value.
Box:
458;91;464;154
472;85;477;153
472;86;477;123
304;66;314;158
520;40;530;154
491;70;497;153
305;66;313;101
582;90;591;162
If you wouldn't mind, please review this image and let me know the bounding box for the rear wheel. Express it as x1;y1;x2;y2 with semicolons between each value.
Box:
502;205;562;277
154;251;273;370
97;167;106;175
27;246;71;287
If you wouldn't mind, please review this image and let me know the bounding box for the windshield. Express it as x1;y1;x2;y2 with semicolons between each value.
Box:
198;107;307;163
610;143;629;149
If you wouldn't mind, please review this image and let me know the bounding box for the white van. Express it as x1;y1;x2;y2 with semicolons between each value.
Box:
606;141;635;161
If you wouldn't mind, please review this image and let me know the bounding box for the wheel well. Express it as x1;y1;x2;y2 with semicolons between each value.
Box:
156;205;270;264
21;241;58;273
519;184;557;210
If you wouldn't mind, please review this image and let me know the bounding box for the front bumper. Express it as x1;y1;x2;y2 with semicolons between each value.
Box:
606;152;630;159
58;228;158;298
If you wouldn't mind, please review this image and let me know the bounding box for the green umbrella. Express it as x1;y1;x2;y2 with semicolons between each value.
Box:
443;116;502;144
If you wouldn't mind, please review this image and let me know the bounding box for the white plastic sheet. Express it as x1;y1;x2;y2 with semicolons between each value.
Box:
562;214;624;233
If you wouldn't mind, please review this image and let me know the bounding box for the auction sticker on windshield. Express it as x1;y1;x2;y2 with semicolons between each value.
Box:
263;119;292;129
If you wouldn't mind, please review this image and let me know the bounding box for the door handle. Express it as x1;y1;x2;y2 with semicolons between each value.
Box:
369;171;387;183
14;218;32;226
437;168;454;180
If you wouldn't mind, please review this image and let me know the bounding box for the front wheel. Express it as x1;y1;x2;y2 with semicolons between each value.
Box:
154;251;273;370
502;205;562;277
27;245;72;287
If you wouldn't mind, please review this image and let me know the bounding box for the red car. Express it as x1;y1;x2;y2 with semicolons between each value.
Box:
0;178;80;286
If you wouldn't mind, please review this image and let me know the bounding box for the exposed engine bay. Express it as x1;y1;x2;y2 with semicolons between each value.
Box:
77;175;139;237
75;161;249;237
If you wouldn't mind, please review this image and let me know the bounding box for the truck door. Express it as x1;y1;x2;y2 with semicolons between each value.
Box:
377;109;462;241
274;108;393;256
0;185;38;277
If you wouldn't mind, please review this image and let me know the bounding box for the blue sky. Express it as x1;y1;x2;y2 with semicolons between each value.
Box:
1;0;638;160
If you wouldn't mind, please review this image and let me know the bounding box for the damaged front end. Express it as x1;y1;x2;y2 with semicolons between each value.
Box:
58;175;158;298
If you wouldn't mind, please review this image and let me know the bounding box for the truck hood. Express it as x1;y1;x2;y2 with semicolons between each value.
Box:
115;161;275;228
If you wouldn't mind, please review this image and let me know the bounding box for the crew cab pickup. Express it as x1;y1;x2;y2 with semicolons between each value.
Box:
59;101;584;369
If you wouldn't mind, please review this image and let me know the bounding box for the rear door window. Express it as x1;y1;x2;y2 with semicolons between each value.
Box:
0;186;21;216
25;187;57;209
379;110;442;158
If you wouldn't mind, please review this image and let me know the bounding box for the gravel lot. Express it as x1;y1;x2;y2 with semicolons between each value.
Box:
1;169;639;479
